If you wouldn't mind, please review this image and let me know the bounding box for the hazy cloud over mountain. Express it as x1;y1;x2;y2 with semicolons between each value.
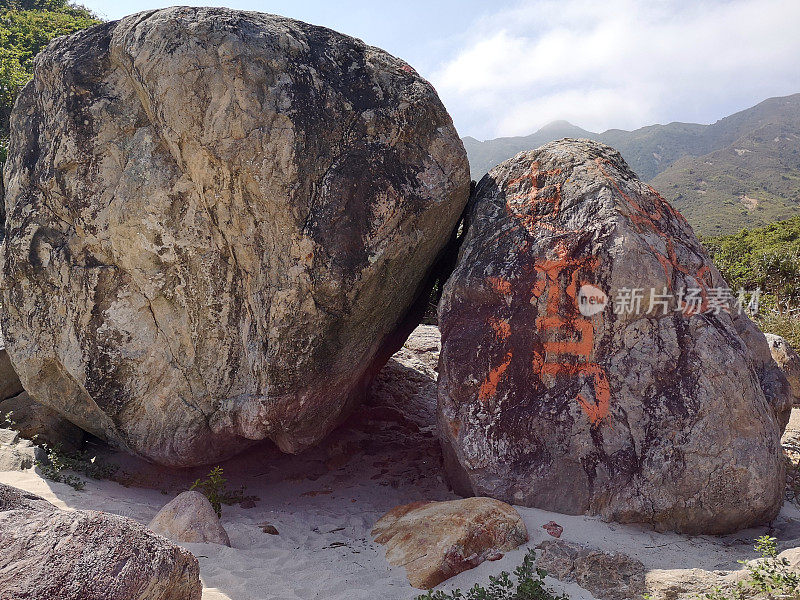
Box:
431;0;800;140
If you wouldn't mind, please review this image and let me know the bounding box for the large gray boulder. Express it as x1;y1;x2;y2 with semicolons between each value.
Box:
1;7;469;466
0;482;202;600
438;139;791;534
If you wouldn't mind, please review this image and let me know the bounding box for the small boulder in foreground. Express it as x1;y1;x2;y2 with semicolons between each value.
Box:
371;497;529;589
766;333;800;405
149;490;231;546
536;539;646;600
0;482;202;600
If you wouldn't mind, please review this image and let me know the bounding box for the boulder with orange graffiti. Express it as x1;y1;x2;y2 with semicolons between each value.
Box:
437;139;791;534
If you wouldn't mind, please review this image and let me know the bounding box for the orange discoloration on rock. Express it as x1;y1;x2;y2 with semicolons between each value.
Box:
487;276;512;295
596;158;712;314
489;316;511;341
577;365;611;425
503;162;573;238
478;351;512;403
536;316;595;357
528;242;608;424
477;164;612;425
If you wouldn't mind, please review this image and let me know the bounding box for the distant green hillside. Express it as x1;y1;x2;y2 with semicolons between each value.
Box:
462;118;709;181
464;93;800;235
652;123;800;236
462;120;601;179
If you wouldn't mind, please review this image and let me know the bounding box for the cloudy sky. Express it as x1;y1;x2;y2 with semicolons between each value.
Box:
81;0;800;140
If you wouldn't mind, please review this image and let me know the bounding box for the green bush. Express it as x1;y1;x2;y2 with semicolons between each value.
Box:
35;443;118;491
700;536;800;600
703;217;800;351
416;549;568;600
754;311;800;351
703;217;800;312
0;0;99;163
189;466;255;518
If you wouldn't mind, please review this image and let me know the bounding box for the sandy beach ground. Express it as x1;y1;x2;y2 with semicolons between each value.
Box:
3;332;800;600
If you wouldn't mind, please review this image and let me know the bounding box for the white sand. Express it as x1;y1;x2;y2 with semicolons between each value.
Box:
4;426;799;600
3;349;800;600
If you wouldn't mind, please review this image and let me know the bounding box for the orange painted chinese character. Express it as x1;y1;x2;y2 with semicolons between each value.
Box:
476;165;611;426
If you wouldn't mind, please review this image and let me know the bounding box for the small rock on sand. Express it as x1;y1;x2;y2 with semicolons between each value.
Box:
149;491;231;547
372;497;528;589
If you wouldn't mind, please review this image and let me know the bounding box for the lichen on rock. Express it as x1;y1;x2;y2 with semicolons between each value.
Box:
1;7;469;466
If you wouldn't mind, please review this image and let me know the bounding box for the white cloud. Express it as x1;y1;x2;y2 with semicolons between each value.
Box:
430;0;800;139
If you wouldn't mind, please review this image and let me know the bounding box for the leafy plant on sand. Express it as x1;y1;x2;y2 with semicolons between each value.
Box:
700;536;800;600
35;443;118;492
415;549;569;600
189;466;255;518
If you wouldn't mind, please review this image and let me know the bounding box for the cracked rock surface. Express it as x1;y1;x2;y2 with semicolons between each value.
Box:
438;139;791;534
1;7;469;466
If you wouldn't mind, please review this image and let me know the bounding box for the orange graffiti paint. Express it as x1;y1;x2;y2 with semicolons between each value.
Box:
488;276;512;295
477;161;612;426
489;316;511;341
595;158;712;314
536;316;594;357
478;351;513;403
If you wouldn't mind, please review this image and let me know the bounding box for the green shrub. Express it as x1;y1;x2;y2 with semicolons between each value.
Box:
703;217;800;351
35;443;118;491
416;549;568;600
0;0;100;171
189;466;255;518
703;217;800;313
700;536;800;600
754;311;800;351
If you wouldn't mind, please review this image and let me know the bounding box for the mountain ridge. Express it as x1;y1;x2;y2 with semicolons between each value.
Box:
463;93;800;235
